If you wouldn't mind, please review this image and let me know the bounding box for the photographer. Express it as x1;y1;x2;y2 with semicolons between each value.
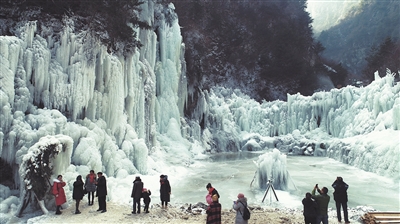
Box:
312;184;330;224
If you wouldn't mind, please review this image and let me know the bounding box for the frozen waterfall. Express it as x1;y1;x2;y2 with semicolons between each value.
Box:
0;2;187;181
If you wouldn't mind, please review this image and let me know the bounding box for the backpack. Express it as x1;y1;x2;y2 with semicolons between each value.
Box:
239;201;251;220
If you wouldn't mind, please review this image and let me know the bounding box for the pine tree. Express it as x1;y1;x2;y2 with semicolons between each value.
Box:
364;37;400;81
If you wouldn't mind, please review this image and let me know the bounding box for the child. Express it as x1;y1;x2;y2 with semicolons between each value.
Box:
142;188;151;213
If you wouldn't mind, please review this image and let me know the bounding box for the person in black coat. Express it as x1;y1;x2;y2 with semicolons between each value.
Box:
96;172;107;213
332;177;350;223
142;188;151;213
302;192;318;224
131;176;144;214
73;175;85;214
159;175;171;209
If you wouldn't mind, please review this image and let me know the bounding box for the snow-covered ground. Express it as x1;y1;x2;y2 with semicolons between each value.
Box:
2;150;396;223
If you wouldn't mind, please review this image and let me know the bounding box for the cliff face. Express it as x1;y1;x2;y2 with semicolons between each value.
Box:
173;0;323;103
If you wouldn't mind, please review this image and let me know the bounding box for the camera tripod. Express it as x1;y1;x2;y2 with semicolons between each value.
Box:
262;179;279;202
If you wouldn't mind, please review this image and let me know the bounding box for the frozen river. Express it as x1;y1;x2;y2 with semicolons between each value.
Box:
170;152;399;212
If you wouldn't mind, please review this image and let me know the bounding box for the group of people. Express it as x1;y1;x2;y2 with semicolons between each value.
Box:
131;176;151;214
131;174;171;214
206;176;350;224
302;177;350;224
52;170;107;215
205;183;249;224
52;173;349;224
51;172;171;216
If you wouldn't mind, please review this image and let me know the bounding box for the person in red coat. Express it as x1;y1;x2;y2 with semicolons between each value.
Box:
52;175;66;215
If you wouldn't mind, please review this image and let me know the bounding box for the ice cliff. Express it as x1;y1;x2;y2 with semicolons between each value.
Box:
0;1;186;182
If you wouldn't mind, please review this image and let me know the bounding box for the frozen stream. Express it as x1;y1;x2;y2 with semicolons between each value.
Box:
170;152;399;212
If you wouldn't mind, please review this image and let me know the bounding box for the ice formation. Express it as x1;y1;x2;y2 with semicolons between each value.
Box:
0;1;186;180
252;149;292;191
195;73;399;179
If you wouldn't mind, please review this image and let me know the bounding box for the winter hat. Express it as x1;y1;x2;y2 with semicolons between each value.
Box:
206;183;212;189
237;193;244;199
212;194;219;202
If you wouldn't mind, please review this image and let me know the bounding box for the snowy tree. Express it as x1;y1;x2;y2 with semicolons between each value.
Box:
16;135;73;217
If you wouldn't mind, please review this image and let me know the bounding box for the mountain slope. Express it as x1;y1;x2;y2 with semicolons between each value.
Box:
317;0;400;79
173;0;328;102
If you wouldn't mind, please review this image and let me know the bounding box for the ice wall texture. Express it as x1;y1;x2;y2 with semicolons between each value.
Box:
0;2;187;180
196;73;399;179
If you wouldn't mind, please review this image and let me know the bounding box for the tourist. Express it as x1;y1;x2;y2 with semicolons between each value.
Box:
72;175;85;214
52;175;66;215
312;184;330;224
142;188;151;213
159;175;171;209
96;172;107;213
206;194;221;223
85;170;97;206
233;193;248;224
302;192;318;224
131;176;143;214
332;177;350;223
206;183;220;204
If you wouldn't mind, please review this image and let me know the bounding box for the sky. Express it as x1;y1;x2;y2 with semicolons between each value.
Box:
0;1;399;223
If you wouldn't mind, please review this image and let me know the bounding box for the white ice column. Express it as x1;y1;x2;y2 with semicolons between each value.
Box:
154;7;185;134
